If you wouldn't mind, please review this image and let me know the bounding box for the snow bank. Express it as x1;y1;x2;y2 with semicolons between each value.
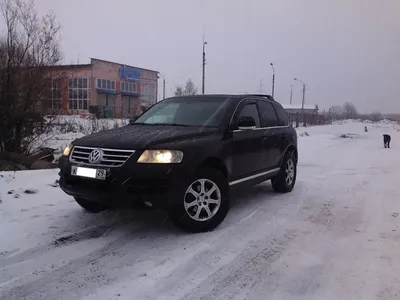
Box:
31;116;129;160
333;118;399;127
32;117;400;164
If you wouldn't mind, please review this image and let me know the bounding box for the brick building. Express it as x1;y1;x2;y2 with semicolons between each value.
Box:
282;104;320;126
48;58;158;118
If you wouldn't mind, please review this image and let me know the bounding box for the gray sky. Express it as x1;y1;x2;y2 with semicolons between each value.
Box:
30;0;400;113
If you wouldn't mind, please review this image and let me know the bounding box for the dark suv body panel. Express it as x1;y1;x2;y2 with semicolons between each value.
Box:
59;94;297;211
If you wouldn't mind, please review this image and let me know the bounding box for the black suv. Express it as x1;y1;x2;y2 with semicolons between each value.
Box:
59;94;298;232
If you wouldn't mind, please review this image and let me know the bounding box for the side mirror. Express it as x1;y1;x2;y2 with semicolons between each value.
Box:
129;116;139;125
237;116;256;130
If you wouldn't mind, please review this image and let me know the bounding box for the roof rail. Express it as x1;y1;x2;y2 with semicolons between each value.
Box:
245;94;274;100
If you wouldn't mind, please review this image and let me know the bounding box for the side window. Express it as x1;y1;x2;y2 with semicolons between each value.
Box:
272;103;289;126
235;103;261;128
257;101;278;127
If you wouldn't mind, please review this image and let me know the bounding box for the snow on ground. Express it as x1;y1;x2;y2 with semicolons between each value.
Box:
1;120;400;300
31;115;129;160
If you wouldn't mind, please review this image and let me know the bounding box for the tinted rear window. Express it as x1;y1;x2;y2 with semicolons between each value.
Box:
272;103;289;126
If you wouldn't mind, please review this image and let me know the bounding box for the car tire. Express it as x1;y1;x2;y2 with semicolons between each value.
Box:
168;167;230;233
74;196;108;213
271;151;297;193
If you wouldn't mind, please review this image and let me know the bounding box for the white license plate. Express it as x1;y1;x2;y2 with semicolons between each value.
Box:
71;166;106;180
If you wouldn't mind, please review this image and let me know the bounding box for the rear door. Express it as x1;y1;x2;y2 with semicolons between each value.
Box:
230;99;265;180
271;102;291;164
257;100;281;168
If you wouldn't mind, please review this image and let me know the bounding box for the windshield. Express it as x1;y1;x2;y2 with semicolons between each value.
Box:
134;96;229;127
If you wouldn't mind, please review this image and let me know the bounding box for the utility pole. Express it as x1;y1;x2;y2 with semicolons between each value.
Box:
301;83;306;125
162;78;165;100
294;78;307;126
289;84;293;104
270;63;275;98
202;37;207;94
158;72;166;101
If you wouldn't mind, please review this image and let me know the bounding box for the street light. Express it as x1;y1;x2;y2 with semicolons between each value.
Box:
270;63;275;98
158;72;166;101
294;77;307;126
202;40;207;94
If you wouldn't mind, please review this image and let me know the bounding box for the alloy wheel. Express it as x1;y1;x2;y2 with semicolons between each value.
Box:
184;178;222;222
285;159;295;186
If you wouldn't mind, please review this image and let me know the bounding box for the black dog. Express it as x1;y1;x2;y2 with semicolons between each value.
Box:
383;134;391;148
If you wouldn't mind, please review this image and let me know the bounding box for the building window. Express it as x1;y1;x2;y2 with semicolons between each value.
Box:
141;84;156;105
96;78;116;90
121;82;137;93
68;77;89;110
50;78;62;109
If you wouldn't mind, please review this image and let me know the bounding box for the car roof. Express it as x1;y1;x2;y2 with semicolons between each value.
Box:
171;94;275;101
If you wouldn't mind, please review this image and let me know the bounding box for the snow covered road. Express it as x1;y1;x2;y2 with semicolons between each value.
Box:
1;121;400;300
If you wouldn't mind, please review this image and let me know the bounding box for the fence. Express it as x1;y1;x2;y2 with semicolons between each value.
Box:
287;112;332;127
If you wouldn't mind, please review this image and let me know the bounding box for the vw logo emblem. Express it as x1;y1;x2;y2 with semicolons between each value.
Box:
88;149;103;164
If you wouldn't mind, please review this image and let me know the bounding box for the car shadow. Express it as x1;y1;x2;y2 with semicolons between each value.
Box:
45;181;285;245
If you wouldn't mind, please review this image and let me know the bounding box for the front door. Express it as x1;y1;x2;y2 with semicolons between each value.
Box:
256;100;282;169
230;99;264;180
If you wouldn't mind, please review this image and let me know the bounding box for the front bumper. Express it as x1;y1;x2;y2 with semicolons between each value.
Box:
58;155;193;209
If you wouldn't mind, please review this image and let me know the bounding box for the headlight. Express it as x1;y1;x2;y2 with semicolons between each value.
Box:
137;150;183;164
63;144;73;156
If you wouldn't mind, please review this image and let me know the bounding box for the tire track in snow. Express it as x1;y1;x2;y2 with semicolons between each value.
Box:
5;187;303;300
183;170;359;299
129;189;305;300
0;210;145;270
185;230;297;300
0;224;113;269
0;222;164;300
0;249;19;258
1;187;279;299
135;227;297;300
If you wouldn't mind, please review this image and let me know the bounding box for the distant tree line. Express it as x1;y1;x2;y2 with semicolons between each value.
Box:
328;102;383;122
174;79;198;96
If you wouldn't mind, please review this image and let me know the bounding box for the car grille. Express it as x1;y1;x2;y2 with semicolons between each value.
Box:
69;146;135;167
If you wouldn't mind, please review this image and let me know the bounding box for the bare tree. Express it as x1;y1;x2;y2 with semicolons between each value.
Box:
370;111;383;122
0;0;62;153
184;79;197;95
342;102;358;119
328;105;344;120
174;79;198;96
174;85;184;97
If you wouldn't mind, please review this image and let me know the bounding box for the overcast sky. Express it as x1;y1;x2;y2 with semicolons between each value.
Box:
28;0;400;113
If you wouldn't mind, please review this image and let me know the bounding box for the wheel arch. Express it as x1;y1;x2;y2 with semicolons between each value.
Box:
197;157;229;179
282;144;298;165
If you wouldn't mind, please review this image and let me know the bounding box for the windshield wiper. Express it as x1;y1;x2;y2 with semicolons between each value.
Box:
162;123;198;127
131;122;198;127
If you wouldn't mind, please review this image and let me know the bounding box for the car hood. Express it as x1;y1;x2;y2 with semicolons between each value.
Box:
72;125;219;149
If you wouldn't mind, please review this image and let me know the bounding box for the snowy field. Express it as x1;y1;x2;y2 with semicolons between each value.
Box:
1;120;400;300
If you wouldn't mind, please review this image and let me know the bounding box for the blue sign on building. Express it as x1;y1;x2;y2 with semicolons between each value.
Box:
119;65;141;82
